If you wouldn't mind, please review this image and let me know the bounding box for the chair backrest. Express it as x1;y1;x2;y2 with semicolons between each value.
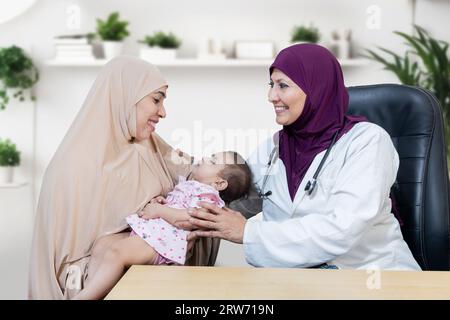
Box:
348;84;450;270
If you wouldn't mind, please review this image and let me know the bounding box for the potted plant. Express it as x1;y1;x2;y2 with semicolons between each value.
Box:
96;12;130;60
365;25;450;164
139;31;182;61
0;138;20;183
0;45;39;110
291;24;321;44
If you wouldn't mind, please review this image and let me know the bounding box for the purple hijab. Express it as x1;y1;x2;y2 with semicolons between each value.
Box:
270;43;367;200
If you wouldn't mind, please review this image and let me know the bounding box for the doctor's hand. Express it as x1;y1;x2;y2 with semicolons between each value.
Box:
174;207;211;231
187;202;247;244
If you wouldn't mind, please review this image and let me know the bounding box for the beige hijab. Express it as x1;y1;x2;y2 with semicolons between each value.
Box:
28;56;220;299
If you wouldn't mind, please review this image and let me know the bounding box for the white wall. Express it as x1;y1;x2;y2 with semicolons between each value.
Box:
1;0;449;298
0;100;34;299
416;0;450;40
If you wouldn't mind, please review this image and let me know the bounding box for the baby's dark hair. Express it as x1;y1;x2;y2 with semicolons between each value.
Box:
217;151;252;204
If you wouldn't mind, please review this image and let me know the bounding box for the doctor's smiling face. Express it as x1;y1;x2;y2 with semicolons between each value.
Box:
268;68;307;126
135;86;168;141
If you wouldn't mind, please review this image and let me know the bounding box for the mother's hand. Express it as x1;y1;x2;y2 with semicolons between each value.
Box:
187;202;247;244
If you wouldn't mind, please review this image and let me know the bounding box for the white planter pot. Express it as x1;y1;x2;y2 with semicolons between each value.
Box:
0;166;13;184
336;40;350;60
140;47;177;62
103;41;124;60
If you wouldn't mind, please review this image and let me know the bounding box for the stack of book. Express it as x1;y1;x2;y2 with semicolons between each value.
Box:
53;35;95;61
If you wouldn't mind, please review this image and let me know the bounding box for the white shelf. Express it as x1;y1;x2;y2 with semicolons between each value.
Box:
45;58;369;68
0;182;28;189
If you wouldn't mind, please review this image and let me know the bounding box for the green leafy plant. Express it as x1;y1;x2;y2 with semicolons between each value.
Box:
365;25;450;160
0;138;20;167
0;45;39;110
96;12;130;41
139;31;181;49
291;24;321;43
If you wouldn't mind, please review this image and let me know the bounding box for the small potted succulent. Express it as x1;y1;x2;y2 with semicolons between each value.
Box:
139;31;182;61
96;12;130;60
0;138;20;183
291;24;321;44
0;45;39;110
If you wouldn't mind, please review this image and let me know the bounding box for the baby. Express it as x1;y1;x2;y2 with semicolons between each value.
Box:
73;151;251;300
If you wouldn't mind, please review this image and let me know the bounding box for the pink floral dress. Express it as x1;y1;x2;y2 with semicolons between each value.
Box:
126;176;225;265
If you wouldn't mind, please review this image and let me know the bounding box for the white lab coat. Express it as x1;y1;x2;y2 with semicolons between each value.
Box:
243;122;421;270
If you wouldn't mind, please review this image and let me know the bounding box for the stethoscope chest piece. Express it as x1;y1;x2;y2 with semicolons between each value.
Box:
304;178;317;195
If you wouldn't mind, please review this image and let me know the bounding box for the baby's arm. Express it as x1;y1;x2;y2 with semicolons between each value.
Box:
139;203;191;226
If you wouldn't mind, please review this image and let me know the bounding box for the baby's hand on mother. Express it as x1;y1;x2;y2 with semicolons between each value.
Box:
138;203;162;220
149;195;167;205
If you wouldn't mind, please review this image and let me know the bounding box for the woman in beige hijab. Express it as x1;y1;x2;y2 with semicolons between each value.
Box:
29;56;219;299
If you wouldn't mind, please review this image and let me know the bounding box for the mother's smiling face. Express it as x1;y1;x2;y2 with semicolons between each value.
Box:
135;86;168;141
268;68;307;126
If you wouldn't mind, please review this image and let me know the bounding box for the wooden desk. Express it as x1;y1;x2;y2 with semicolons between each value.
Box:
106;265;450;300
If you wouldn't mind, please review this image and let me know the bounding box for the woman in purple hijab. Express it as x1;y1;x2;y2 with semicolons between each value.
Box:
270;43;365;201
187;44;421;270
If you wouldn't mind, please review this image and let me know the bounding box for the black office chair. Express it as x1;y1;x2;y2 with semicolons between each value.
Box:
348;84;450;271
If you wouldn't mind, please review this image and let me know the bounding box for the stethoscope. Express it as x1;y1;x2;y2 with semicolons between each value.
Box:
258;130;340;199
